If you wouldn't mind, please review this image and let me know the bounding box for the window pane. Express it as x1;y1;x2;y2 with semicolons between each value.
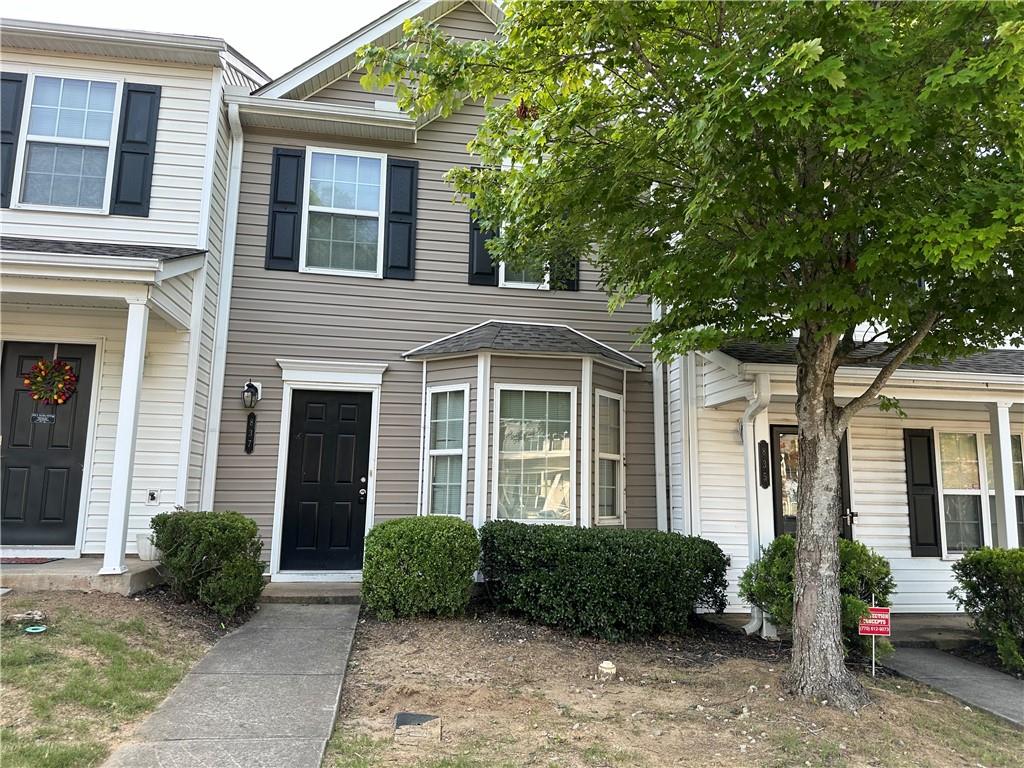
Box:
598;395;620;455
61;79;88;108
21;143;107;208
305;212;377;273
430;390;464;450
598;458;619;518
778;433;800;523
27;106;57;135
32;76;61;106
29;78;114;142
943;495;982;553
504;263;546;285
496;389;572;522
939;433;980;490
307;151;381;213
88;82;116;111
1018;497;1024;547
430;455;462;516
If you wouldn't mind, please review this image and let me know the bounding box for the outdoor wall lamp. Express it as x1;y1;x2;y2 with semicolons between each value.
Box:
241;379;262;409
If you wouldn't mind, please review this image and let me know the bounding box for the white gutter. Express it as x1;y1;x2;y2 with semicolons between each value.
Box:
651;302;669;532
741;372;771;636
200;101;243;510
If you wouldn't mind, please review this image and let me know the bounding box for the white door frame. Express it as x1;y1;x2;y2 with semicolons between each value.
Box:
0;334;105;559
269;359;387;582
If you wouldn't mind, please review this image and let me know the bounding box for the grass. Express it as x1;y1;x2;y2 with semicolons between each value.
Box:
0;593;211;768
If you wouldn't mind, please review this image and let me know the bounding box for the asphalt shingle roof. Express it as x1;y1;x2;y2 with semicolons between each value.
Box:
721;340;1024;377
405;321;644;370
1;237;206;260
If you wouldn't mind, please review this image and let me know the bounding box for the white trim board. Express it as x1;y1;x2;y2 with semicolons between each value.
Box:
268;359;387;582
419;382;471;518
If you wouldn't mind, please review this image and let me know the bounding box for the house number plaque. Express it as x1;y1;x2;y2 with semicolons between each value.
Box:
758;440;770;488
244;412;256;454
31;413;56;425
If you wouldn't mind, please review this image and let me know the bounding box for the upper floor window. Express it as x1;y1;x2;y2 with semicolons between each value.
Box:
19;76;119;210
301;148;386;277
499;261;549;290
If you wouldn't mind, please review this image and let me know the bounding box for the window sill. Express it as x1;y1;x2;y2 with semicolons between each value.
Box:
493;517;575;526
10;202;109;216
499;282;549;291
594;517;623;527
300;266;383;279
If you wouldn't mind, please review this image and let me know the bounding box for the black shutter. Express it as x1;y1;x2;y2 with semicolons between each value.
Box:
904;428;941;557
550;257;580;291
468;215;498;286
1;72;27;209
110;83;161;216
383;157;417;280
265;147;305;271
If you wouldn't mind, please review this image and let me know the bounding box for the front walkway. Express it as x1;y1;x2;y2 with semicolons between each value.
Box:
104;604;358;767
886;647;1024;728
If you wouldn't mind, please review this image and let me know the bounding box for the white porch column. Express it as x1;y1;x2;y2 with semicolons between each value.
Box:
580;358;593;528
989;401;1019;549
99;299;150;574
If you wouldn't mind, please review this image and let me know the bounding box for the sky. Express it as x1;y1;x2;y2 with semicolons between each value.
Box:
8;0;407;79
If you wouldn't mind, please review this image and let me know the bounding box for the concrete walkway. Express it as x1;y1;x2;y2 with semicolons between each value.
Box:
104;604;358;767
885;647;1024;728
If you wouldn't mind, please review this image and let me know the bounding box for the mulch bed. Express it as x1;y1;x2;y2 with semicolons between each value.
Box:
131;585;242;642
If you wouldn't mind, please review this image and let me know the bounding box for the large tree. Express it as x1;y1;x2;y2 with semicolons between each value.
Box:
361;1;1024;708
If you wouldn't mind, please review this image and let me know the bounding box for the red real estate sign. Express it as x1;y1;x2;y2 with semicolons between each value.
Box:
858;606;891;637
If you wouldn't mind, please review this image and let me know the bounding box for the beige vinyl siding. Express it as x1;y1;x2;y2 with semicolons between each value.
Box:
2;303;189;553
0;51;213;248
424;356;478;516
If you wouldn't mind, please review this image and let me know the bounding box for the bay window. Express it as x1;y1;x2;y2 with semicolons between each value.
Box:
425;387;468;517
494;387;574;522
302;148;386;276
18;75;119;210
595;391;624;523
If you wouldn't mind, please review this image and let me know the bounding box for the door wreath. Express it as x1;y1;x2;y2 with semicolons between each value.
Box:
25;359;78;405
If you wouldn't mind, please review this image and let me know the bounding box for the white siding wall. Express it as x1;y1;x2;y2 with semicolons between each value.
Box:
0;51;213;248
666;357;686;533
2;303;189;553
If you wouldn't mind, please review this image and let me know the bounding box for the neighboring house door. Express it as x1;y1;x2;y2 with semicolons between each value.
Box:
280;390;372;571
1;342;95;547
770;425;853;540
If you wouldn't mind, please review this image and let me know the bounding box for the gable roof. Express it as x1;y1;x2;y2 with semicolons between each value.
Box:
404;321;644;370
256;0;500;100
720;340;1024;378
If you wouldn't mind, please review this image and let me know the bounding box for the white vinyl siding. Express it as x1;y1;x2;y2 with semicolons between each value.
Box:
0;52;215;246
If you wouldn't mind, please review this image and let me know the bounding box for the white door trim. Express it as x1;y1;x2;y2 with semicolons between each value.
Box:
0;335;105;559
269;360;386;582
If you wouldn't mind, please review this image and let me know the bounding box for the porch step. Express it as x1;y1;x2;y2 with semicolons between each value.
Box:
0;556;163;597
259;581;362;605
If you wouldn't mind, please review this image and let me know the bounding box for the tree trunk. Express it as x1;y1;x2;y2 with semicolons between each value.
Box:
786;334;869;710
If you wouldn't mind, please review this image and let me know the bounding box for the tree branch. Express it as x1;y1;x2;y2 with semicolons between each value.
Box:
836;311;940;432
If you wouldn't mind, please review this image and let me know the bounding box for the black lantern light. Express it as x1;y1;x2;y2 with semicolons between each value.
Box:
241;379;260;409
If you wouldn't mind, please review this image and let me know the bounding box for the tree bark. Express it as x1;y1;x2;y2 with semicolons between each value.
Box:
786;332;870;710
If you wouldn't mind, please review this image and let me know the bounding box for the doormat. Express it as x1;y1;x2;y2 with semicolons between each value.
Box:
1;558;61;565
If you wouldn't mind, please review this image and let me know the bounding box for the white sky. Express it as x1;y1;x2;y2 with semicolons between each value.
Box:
9;0;407;79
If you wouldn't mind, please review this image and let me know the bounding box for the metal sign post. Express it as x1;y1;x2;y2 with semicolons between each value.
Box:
858;594;891;677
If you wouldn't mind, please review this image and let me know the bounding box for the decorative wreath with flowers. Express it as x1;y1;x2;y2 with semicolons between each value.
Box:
25;359;78;405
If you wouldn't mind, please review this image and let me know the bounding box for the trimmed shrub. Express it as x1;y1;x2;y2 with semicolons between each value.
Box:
150;510;265;619
949;547;1024;673
363;516;480;620
738;534;895;655
479;521;728;640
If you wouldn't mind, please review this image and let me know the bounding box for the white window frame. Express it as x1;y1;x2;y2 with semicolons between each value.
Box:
594;388;625;525
983;431;1024;548
935;430;990;559
498;261;550;290
10;71;123;215
420;383;470;518
491;383;577;525
299;146;387;279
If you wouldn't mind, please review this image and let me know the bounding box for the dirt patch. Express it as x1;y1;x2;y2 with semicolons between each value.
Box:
327;611;1022;768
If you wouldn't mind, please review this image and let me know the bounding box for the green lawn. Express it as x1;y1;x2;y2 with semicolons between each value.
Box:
1;591;213;768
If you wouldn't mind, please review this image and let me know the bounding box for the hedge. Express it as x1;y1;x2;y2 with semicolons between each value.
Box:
738;534;895;655
150;510;265;619
479;521;728;640
949;547;1024;673
363;515;480;620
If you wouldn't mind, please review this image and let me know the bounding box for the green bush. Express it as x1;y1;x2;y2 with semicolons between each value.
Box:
150;510;265;619
362;516;480;620
479;521;728;640
738;534;895;655
949;547;1024;673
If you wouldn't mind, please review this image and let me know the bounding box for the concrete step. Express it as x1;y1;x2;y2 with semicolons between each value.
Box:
259;581;361;605
0;556;162;596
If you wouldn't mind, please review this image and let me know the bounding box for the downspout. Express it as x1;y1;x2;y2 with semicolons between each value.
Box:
200;101;243;510
651;301;669;532
741;372;771;635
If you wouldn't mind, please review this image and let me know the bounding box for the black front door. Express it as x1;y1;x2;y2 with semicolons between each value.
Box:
280;390;372;571
1;342;95;546
770;425;853;540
